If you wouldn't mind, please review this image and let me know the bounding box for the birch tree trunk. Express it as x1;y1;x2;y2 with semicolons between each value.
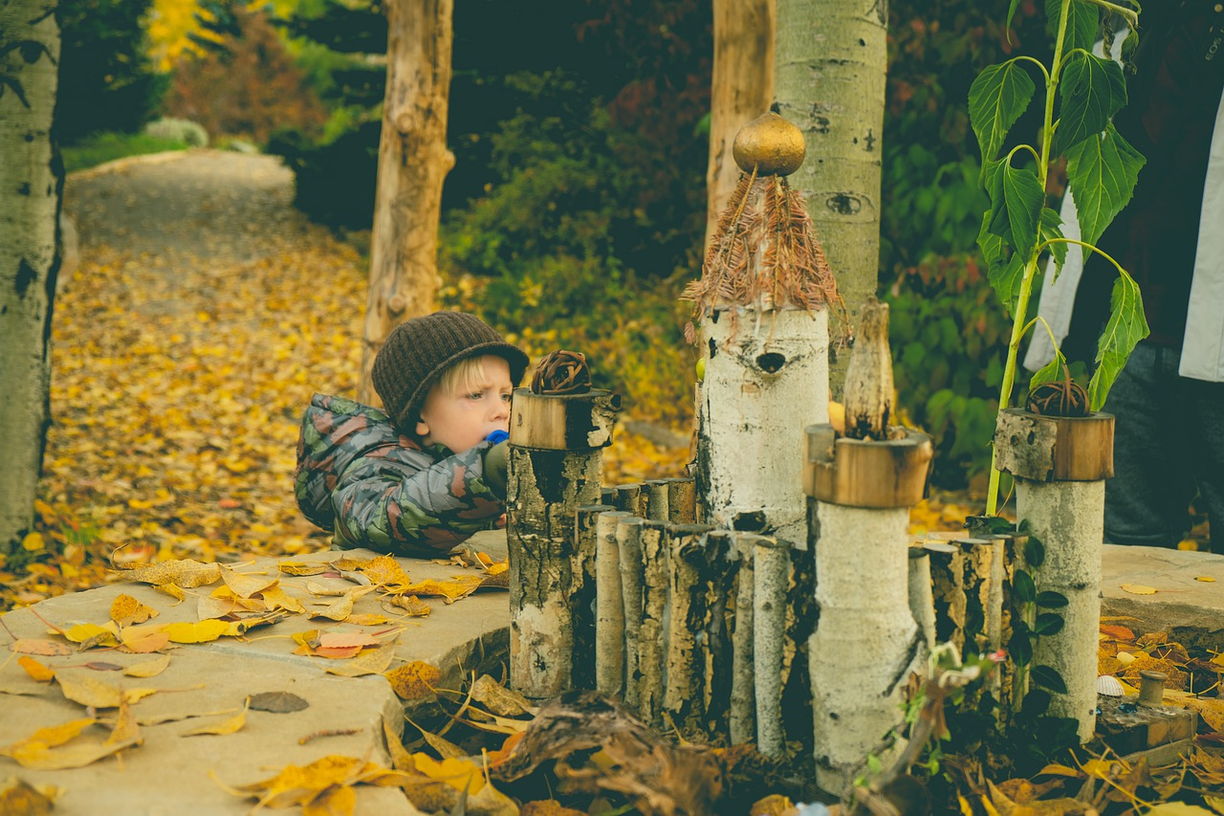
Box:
0;1;61;553
775;0;887;396
705;0;774;251
357;0;454;403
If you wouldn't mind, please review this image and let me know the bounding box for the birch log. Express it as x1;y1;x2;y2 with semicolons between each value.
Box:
616;515;647;709
663;523;716;739
907;547;936;648
596;510;630;696
666;478;699;524
729;534;757;745
752;535;791;758
574;504;614;691
506;448;603;699
614;483;647;516
645;480;671;522
810;502;920;793
699;308;829;545
636;520;671;725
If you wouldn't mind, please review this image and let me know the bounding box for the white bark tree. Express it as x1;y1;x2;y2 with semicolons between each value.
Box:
357;0;454;404
775;0;887;397
0;0;61;553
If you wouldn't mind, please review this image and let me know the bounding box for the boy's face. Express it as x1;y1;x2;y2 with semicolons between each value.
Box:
416;355;513;454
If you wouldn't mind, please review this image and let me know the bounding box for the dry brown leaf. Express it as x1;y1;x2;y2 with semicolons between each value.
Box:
388;595;432;617
182;700;248;736
470;674;536;717
1164;690;1224;733
9;639;71;657
116;559;221;589
18;657;56;683
249;691;309;713
382;719;415;772
110;593;159;625
360;555;412;588
124;654;171;678
306;579;352;597
749;794;796;816
384;662;441;701
279;561;329;576
410;721;466;760
221;567;278;599
0;776;58;815
522;800;585;816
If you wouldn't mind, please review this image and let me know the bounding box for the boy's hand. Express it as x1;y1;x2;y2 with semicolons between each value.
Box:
482;439;509;498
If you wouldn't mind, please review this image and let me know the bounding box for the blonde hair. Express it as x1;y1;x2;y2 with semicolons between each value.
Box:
435;355;507;398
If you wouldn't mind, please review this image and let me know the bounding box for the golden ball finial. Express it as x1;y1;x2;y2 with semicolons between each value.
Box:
732;112;806;176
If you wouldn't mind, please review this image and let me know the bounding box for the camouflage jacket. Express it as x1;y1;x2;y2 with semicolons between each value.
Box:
294;393;504;556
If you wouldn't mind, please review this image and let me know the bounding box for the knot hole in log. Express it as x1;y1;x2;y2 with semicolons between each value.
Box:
755;352;786;373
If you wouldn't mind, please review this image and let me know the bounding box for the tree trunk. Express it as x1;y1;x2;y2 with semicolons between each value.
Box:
357;0;454;404
705;0;774;252
0;1;61;553
775;0;887;397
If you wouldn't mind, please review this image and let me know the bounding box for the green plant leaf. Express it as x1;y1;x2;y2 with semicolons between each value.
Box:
1006;0;1024;39
1024;534;1046;567
988;161;1043;259
1023;687;1051;715
1031;664;1068;693
1036;590;1069;608
989;254;1026;319
1035;612;1065;635
969;61;1036;167
1038;207;1067;275
1009;626;1033;667
1045;0;1099;58
1028;349;1068;393
977;209;1007;270
1087;270;1149;410
1066;122;1145;246
1054;52;1126;154
1013;569;1037;604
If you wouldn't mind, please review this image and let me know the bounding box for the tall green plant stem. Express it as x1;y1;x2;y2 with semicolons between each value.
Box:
986;0;1072;517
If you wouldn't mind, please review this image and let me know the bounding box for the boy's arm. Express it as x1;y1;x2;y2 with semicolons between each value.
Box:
330;444;503;555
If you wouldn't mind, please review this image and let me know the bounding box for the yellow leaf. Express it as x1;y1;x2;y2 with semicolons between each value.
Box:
259;584;306;613
181;700;248;736
278;561;329;576
0;718;139;770
382;720;414;772
310;587;374;622
219;755;369;808
163;619;231;643
1203;795;1224;815
110;593;159;625
346;613;390;626
120;624;171;653
220;566;278;599
107;700;142;746
410;753;485;794
302;784;356;816
957;795;974;816
154;582;186;601
0;777;58;814
124;654;171;678
360;555;412;588
385;662;441;701
400;576;483;604
21;532;45;552
116;558;221;589
1037;763;1082;777
56;674;131;708
1120;583;1158;595
63;622;120;648
1;719;95;752
18;656;56;683
1143;806;1218;815
1196;576;1217;582
325;643;397;678
389;595;432;617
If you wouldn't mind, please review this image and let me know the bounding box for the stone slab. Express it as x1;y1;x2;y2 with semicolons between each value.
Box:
0;534;511;814
1101;544;1224;651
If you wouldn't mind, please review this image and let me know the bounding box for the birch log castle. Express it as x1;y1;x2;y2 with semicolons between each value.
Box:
503;112;1118;799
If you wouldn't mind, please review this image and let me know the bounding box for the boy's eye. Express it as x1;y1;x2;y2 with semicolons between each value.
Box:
501;393;512;403
467;391;484;400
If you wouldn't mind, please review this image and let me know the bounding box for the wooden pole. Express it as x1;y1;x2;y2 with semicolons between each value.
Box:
752;535;790;758
636;520;671;725
926;540;966;653
663;523;716;739
613;483;648;516
616;515;647;709
907;547;936;648
506;389;618;700
729;533;757;745
574;504;615;690
666;477;699;524
596;510;631;696
645;480;671;522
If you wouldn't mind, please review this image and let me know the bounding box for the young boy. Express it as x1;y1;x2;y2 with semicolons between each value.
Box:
294;311;529;556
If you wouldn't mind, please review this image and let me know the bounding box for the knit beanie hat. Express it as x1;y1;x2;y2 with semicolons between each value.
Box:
371;311;529;431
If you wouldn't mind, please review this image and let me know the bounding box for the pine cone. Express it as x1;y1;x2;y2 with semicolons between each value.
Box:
531;350;592;395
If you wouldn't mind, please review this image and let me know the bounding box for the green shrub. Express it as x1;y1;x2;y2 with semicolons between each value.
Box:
144;117;209;147
62;131;189;174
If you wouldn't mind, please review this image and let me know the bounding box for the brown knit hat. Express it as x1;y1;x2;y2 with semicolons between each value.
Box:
372;311;529;430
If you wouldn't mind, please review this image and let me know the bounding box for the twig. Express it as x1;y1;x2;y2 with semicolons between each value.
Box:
298;727;361;745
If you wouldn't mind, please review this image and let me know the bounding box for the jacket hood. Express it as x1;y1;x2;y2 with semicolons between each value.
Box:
294;393;411;531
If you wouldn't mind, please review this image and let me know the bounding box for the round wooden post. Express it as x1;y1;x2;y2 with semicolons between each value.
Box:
636;520;671;725
751;534;791;758
616;515;647;709
729;533;757;745
804;422;932;793
663;523;717;738
596;510;632;696
994;408;1114;742
506;388;619;700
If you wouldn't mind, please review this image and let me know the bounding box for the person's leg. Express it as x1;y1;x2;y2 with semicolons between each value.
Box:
1184;374;1224;554
1102;344;1197;547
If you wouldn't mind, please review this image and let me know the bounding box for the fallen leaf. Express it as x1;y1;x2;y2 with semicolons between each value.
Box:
749;795;795;816
124;654;171;678
154;583;185;602
313;645;364;660
306;579;352;597
346;614;390;627
279;561;329;576
0;776;58;815
115;559;221;589
382;720;415;772
1142;806;1217;815
318;632;382;650
1164;689;1224;732
1196;576;1217;583
216;755;369;808
410;753;485;794
18;657;56;683
2;719;94;752
120;626;171;654
83;661;123;672
110;593;159;625
410;720;466;760
388;595;431;617
0;717;140;770
9;639;71;657
55;674;123;708
182;700;248;736
310;587;374;622
302;784;356;816
360;555;412;588
107;700;141;745
63;622;120;648
385;662;441;701
221;567;279;599
249;691;309;713
162;619;232;643
325;643;396;678
137;707;240;726
1100;624;1135;641
197;593;243;621
1120;584;1158;595
399;576;483;604
21;532;45;552
470;674;536;717
259;585;306;614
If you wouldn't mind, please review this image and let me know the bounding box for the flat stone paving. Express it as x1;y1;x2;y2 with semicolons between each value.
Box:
0;532;509;815
1101;543;1224;651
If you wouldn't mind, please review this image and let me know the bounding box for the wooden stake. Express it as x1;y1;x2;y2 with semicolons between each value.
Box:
729;533;757;745
596;510;631;696
616;515;647;709
907;546;935;647
666;477;699;524
926;540;966;653
702;530;737;741
645;480;671;522
507;446;603;700
637;520;671;725
613;483;648;515
510;388;622;450
663;524;717;739
752;535;790;758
